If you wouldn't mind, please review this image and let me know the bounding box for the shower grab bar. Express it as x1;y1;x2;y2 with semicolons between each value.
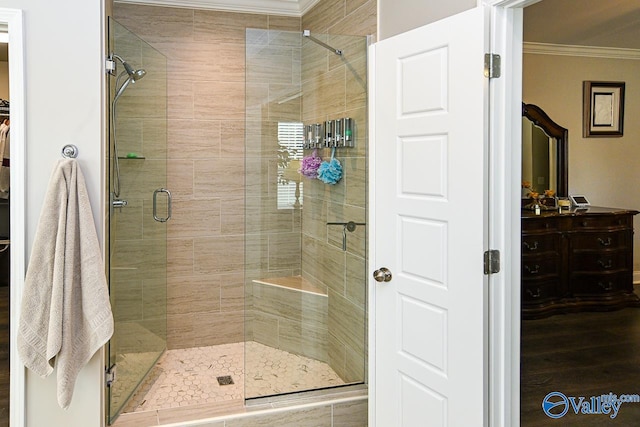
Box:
326;221;366;251
153;188;172;222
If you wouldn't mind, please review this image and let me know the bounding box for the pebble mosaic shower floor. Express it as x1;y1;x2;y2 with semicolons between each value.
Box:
123;341;344;413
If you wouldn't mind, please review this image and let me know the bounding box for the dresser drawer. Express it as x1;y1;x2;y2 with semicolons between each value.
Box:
570;251;629;273
571;273;631;296
521;233;560;254
521;256;560;278
572;215;632;230
570;230;629;251
522;280;560;303
522;218;561;233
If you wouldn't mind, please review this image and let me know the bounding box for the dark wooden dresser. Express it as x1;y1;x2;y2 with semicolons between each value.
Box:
521;206;640;319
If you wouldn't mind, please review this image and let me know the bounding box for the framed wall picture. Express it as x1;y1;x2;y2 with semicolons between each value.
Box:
583;81;625;137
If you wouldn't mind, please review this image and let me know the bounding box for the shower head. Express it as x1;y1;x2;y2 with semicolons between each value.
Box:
114;70;147;102
131;68;147;81
111;54;147;103
111;53;147;81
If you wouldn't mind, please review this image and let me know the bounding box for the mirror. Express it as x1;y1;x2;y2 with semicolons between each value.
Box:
522;103;568;197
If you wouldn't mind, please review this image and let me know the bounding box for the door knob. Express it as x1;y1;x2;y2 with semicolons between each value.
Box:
373;267;392;282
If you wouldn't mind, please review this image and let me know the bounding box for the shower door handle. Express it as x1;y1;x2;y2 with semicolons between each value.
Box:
153;188;172;222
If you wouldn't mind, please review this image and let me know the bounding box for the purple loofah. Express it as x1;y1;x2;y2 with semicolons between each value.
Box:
317;148;343;185
299;149;322;178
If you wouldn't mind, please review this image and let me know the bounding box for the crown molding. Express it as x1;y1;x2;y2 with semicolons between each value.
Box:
115;0;321;16
524;42;640;60
298;0;321;14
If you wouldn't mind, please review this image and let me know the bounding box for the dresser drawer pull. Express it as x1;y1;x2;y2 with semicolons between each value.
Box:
523;241;539;251
526;288;541;298
598;281;614;291
524;264;540;275
597;259;613;269
597;237;612;246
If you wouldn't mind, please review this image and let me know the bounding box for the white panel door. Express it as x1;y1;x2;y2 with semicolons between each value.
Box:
371;7;489;426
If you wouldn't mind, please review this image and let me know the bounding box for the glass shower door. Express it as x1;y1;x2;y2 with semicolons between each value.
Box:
244;28;368;399
107;18;168;423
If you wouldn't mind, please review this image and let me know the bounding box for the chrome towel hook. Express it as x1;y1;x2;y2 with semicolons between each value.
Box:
61;144;79;159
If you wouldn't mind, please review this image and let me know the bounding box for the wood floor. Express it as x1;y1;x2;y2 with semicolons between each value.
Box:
522;302;640;426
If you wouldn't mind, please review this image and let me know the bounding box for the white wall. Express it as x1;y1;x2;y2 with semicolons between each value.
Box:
0;0;105;426
524;52;640;269
377;0;475;40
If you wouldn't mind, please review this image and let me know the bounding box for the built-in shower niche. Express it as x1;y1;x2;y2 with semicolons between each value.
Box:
244;27;368;400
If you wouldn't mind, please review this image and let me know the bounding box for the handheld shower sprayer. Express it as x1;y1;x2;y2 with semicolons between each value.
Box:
111;54;147;102
111;54;146;80
114;68;147;101
110;53;147;199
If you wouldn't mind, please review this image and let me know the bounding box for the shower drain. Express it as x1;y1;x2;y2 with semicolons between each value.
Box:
216;375;234;386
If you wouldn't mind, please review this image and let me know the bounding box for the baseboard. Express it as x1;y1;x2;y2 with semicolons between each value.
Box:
634;271;640;285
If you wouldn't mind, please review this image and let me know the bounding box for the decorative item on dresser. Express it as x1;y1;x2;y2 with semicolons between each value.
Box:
521;206;640;319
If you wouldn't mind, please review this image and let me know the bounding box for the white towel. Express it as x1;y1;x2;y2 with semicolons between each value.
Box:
17;158;114;409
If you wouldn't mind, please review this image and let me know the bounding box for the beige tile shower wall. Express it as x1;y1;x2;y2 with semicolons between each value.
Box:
300;0;376;382
114;4;301;349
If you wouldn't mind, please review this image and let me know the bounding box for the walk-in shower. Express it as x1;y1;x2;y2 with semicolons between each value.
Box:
106;12;367;426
